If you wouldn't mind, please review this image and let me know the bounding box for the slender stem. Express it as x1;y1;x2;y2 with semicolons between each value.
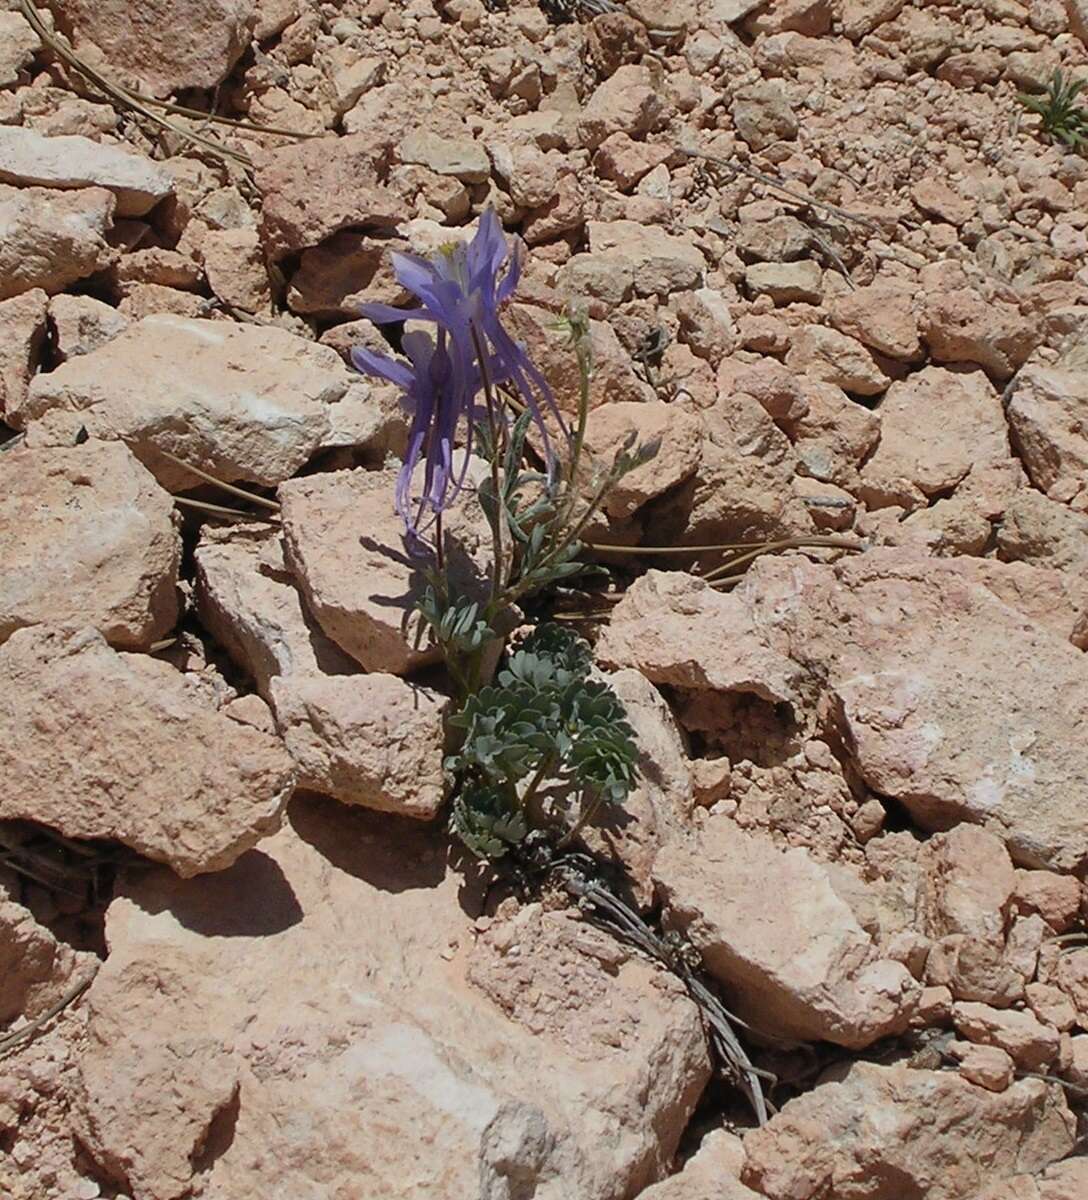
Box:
520;752;558;814
174;495;273;521
471;324;506;605
556;787;606;850
434;511;446;575
152;448;281;510
701;536;863;583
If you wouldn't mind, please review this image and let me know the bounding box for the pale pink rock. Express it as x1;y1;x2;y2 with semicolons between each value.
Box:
0;11;40;88
586;11;651;75
587;220;705;296
492;142;560;208
1025;982;1077;1032
1006;364;1088;500
73;799;708;1200
787;379;880;487
736;213;811;263
194;524;447;818
0;895;92;1025
0;625;294;876
917;825;1015;947
922;289;1039;379
1069;0;1088;43
0;442;179;650
841;0;906;38
719;357;809;423
925;934;1026;1008
655;817;920;1048
594;132;672;191
20;315;341;489
675;288;738;361
560;250;634;306
1014;869;1082;933
639;1131;759;1199
731;81;799;150
279;463;492;675
48;294;129;364
786;324;889;396
577;64;669;150
975;1158;1088;1200
1055;949;1088;1024
286;231;405;320
860;366;1010;508
1065;1035;1088;1089
741;1062;1075;1200
745;0;832;35
745;260;822;304
582;401;701;520
399;129;490;183
828;281;922;361
912;177;975;227
947;1040;1016;1091
998;489;1088;573
255;134;401;260
0;184;115;300
202;227;272;315
53;0;254;96
0;288;46;419
953;1002;1060;1072
0;126;174;217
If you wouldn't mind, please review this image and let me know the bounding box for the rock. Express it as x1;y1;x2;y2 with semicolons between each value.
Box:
828;281;922;361
1025;982;1077;1032
1014;869;1082;933
255;134;401;260
742;1062;1075;1200
0;625;294;876
922;289;1039;380
917;825;1015;946
736;213;812;263
745;260;823;304
912;176;975;227
593;132;672;192
639;1131;759;1199
948;1041;1016;1091
48;294;129;363
1006;364;1088;501
841;0;907;38
581;401;701;520
0;12;41;89
400;130;490;183
0;288;47;419
587;220;705;296
577;64;669;150
20;315;340;489
745;0;832;34
586;12;651;76
72;797;708;1200
998;489;1088;573
655;818;919;1048
675;287;738;361
0;442;180;650
860;367;1010;507
0;895;91;1025
202;228;271;314
52;0;254;96
1069;0;1088;43
279;463;491;675
286;231;405;320
0;184;114;300
787;379;880;487
953;1002;1060;1072
720;356;809;424
0;126;174;218
732;81;799;150
786;324;889;396
194;524;448;817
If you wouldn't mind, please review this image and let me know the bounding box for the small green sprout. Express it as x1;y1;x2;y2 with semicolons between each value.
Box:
1018;70;1088;151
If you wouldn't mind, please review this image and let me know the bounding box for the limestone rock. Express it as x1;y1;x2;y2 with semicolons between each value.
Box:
655;818;920;1048
279;463;492;675
732;81;799;150
0;442;180;650
587;220;705;296
0;288;47;419
0;184;114;300
1006;364;1088;501
202;228;272;315
0;626;294;876
786;324;889;396
742;1062;1075;1200
745;260;822;304
0;895;92;1025
922;289;1039;380
194;525;447;817
975;1159;1088;1200
399;130;490;183
0;126;174;217
286;230;406;320
638;1131;759;1200
72;798;709;1200
51;0;255;96
0;11;40;89
20;316;341;489
828;281;922;360
953;1001;1061;1072
48;293;129;363
255;134;402;260
577;64;669;150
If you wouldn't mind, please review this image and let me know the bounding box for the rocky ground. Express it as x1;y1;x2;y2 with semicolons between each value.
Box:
2;0;1088;1196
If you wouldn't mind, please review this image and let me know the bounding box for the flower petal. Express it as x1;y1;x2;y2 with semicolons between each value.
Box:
350;346;415;389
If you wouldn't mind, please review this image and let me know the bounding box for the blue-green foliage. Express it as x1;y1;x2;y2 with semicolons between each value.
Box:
447;625;637;859
1019;70;1088;151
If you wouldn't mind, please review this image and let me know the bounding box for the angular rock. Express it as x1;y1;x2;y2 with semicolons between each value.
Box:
0;11;40;89
0;126;174;217
286;230;405;320
953;1002;1061;1072
655;818;920;1048
0;442;180;650
786;324;889;396
948;1041;1016;1091
745;259;822;304
587;220;705;296
0;895;92;1025
73;797;708;1200
639;1131;759;1200
0;625;294;876
975;1159;1088;1200
48;293;129;363
998;489;1088;573
279;463;491;675
577;64;669;150
1006;364;1088;501
255;134;402;260
202;227;271;315
742;1062;1075;1200
0;288;47;418
399;130;490;183
923;289;1039;380
828;281;922;360
860;366;1010;507
20;315;341;489
732;81;799;150
0;184;114;300
787;378;880;487
917;825;1015;947
53;0;254;96
194;524;447;817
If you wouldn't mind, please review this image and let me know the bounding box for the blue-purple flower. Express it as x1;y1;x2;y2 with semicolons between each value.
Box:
352;208;564;538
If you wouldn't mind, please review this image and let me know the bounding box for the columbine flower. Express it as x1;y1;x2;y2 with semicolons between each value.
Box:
351;208;565;538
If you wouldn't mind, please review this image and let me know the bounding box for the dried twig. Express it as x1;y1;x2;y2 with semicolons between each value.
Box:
0;972;96;1059
174;495;276;521
153;448;281;511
